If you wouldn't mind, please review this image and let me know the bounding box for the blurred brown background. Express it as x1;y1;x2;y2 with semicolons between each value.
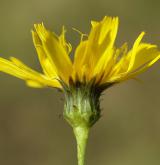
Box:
0;0;160;165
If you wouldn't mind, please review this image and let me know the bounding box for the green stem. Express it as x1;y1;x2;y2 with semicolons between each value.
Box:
73;126;89;165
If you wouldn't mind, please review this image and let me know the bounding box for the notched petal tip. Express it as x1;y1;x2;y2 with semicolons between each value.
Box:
33;23;50;42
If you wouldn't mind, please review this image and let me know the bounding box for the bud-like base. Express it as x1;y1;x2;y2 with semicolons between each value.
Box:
63;83;101;128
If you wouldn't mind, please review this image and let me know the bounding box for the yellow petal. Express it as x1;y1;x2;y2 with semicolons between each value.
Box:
106;43;160;82
34;23;73;83
73;16;119;81
106;43;129;78
59;26;72;54
128;43;159;72
26;80;45;88
105;33;145;81
124;44;160;79
73;40;88;80
0;57;61;88
93;48;114;79
32;30;58;78
94;35;127;84
127;32;145;72
88;16;118;66
109;33;145;79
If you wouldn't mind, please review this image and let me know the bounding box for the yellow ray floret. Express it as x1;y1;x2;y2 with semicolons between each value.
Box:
0;57;61;88
33;23;73;83
0;16;159;89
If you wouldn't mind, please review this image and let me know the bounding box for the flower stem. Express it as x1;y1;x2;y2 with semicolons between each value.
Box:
73;126;89;165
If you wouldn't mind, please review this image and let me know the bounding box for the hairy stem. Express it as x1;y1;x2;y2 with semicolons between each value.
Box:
73;126;89;165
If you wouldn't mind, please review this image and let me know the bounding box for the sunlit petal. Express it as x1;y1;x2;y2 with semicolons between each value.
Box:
34;23;73;83
0;57;61;88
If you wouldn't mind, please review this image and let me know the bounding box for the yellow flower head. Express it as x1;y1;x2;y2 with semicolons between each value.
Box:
1;17;160;165
0;16;159;90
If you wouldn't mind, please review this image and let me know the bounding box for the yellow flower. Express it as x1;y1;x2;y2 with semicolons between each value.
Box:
1;16;160;165
0;16;159;90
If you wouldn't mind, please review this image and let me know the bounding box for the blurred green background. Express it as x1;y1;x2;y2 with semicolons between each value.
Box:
0;0;160;165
